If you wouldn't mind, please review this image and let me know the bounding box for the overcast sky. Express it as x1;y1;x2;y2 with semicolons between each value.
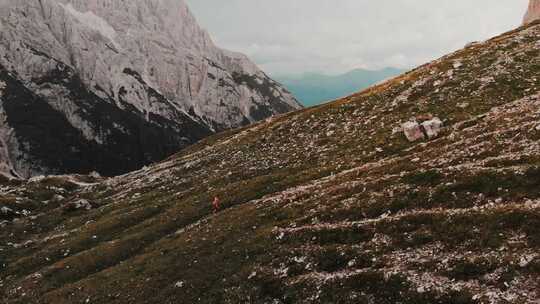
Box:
185;0;529;76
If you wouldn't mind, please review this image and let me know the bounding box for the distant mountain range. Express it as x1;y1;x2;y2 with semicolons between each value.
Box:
277;67;406;106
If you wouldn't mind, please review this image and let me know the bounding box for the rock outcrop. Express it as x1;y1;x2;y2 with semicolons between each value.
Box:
421;117;443;139
62;199;95;213
0;0;301;178
402;121;425;142
401;117;443;142
524;0;540;25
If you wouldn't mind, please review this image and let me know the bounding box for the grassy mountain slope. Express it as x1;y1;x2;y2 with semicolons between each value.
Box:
1;21;540;304
277;67;405;106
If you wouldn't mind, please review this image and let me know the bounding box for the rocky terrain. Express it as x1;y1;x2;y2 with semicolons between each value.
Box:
1;16;540;304
524;0;540;25
0;0;301;178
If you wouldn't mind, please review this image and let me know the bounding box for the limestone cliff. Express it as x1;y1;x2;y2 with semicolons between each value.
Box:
0;0;301;177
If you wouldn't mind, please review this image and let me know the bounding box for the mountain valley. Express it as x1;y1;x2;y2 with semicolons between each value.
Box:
1;16;540;304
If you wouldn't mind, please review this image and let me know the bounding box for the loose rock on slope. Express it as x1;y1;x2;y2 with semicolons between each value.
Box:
1;16;540;304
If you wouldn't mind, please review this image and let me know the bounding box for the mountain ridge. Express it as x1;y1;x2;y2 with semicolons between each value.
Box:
0;0;301;178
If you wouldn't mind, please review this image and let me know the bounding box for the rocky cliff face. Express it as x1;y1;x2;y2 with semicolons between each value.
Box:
0;0;301;178
524;0;540;24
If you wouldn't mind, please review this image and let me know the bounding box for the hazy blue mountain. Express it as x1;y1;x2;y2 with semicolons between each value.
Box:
277;67;406;106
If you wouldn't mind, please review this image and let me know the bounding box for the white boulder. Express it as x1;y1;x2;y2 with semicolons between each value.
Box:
63;199;94;212
421;117;443;139
402;121;425;142
402;117;443;142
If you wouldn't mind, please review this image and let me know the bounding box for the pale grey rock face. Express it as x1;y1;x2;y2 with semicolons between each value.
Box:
524;0;540;25
402;118;443;142
402;121;424;142
0;0;300;128
0;0;301;177
421;117;443;139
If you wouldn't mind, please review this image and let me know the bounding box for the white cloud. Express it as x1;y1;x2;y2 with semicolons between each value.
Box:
185;0;529;76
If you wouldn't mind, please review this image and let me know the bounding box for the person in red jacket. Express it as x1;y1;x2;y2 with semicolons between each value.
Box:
212;196;221;213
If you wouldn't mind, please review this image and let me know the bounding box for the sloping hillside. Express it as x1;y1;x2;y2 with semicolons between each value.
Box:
1;21;540;304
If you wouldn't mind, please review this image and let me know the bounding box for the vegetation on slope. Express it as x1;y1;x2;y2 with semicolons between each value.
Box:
1;21;540;304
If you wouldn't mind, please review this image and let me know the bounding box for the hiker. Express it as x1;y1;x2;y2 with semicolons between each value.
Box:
212;196;221;213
